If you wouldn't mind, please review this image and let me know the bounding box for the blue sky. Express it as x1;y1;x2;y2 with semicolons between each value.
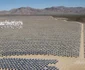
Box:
0;0;85;10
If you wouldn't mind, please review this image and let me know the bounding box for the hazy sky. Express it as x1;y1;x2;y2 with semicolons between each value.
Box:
0;0;85;10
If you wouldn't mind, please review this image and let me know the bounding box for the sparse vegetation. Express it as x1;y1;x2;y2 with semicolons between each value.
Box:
53;15;85;23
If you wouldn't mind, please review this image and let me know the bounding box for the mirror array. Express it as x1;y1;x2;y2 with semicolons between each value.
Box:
0;58;58;70
0;16;81;57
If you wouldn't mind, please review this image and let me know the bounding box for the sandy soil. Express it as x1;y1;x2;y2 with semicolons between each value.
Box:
79;23;84;59
0;18;85;70
2;54;78;69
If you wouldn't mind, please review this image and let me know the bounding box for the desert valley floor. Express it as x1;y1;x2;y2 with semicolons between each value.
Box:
0;16;85;70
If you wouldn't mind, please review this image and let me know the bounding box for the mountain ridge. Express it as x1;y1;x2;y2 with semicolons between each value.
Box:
0;6;85;15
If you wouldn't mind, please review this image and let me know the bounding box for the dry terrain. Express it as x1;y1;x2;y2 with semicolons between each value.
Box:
0;16;84;70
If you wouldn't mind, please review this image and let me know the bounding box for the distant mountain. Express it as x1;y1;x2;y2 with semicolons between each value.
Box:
44;6;85;14
9;7;42;15
0;7;42;15
0;6;85;15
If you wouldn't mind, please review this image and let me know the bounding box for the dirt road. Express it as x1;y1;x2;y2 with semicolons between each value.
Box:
79;23;84;59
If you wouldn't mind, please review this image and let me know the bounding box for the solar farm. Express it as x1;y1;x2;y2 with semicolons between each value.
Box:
0;16;84;70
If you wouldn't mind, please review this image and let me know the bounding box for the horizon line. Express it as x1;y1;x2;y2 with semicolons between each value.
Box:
0;5;85;11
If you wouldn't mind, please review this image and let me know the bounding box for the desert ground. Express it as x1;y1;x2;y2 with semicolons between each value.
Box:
0;16;85;70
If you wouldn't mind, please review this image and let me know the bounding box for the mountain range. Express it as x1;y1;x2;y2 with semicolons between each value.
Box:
0;6;85;15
